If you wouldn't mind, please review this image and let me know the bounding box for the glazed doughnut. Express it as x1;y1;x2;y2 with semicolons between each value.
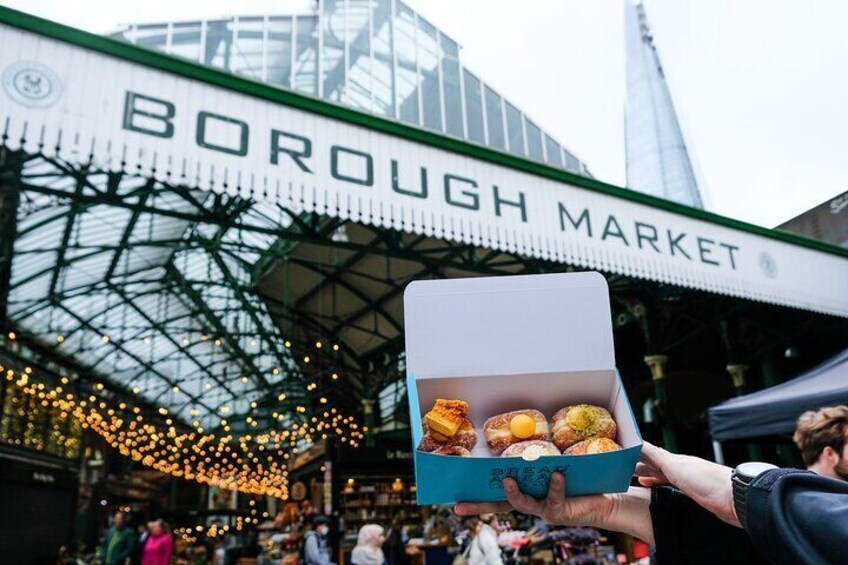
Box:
563;437;621;455
433;445;471;457
417;419;478;452
483;409;549;455
551;404;617;451
501;440;560;459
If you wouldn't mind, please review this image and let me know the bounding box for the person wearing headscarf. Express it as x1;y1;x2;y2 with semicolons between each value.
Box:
467;515;503;565
351;524;386;565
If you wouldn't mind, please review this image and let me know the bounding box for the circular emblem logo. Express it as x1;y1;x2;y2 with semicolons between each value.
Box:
3;61;62;108
291;481;307;501
758;251;778;279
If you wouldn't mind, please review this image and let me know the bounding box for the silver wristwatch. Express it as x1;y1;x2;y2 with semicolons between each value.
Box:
731;461;777;529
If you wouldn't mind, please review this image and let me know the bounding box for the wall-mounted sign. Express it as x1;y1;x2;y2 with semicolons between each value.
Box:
290;481;307;501
323;462;332;516
291;440;327;471
1;16;846;316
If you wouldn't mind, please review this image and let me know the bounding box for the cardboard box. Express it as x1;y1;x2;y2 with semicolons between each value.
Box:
404;272;642;505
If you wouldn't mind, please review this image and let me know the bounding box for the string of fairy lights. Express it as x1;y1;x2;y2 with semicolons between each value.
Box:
1;332;366;498
174;500;272;542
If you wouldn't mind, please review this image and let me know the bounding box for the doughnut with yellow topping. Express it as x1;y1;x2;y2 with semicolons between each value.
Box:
483;409;549;455
551;404;617;451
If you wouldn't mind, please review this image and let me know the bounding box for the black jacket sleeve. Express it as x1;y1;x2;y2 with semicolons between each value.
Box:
745;468;848;565
650;486;763;565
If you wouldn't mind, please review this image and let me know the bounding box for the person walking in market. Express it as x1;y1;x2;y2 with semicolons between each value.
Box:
466;515;503;565
101;511;138;565
139;519;173;565
303;515;335;565
794;405;848;480
351;524;386;565
383;515;409;565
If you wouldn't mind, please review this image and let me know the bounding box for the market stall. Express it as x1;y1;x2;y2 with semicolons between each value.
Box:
709;347;848;462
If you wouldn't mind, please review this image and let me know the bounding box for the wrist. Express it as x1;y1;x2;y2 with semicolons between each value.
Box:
601;487;654;545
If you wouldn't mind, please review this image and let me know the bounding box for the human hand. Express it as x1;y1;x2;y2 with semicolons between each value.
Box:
636;441;739;527
454;472;654;544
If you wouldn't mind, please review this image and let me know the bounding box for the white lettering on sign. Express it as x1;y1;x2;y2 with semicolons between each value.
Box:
32;471;55;483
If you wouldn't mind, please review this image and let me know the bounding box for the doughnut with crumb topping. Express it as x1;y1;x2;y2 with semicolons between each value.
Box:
551;404;617;451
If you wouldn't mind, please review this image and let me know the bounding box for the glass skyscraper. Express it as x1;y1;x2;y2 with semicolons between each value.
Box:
111;0;589;176
624;1;704;208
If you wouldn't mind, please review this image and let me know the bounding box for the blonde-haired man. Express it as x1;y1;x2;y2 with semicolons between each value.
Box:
793;405;848;481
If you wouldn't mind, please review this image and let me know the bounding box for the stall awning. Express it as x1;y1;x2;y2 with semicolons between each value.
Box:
1;7;847;316
708;348;848;441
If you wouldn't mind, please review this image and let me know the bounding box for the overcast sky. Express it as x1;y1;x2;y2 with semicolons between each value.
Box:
5;0;846;228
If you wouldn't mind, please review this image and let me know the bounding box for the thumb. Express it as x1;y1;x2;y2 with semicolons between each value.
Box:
637;476;666;487
640;441;672;468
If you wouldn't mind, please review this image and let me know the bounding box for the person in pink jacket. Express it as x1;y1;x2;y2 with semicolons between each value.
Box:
140;519;173;565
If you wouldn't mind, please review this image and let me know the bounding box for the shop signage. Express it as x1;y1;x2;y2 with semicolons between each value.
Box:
386;449;412;461
1;19;847;316
32;471;56;484
291;481;307;501
291;439;326;470
0;456;78;489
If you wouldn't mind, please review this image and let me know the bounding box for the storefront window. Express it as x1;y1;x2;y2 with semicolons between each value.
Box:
0;380;81;460
232;17;265;80
463;70;484;144
371;0;395;117
505;102;525;157
170;23;202;62
294;16;319;96
440;35;463;138
418;17;442;132
545;134;563;167
395;2;420;125
205;20;234;70
135;24;167;52
322;0;346;102
346;0;372;112
267;17;293;88
484;86;506;150
525;118;544;161
563;148;581;172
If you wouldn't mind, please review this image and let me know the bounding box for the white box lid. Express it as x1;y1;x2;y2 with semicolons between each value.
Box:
404;272;615;378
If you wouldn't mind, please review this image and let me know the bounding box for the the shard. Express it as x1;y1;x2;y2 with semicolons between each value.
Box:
625;1;704;208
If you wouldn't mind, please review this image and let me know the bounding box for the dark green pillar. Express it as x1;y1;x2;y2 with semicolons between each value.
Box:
644;355;677;452
362;399;375;448
728;364;762;460
761;354;796;466
0;151;23;322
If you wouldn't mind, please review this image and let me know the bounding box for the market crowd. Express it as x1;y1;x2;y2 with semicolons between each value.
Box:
80;405;848;565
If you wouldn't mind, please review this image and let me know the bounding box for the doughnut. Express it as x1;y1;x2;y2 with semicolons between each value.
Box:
563;437;621;455
417;419;478;452
501;440;560;459
433;445;471;457
424;399;469;437
552;404;617;451
483;409;549;455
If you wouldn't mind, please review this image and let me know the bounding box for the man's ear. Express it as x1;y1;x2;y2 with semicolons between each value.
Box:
821;445;838;463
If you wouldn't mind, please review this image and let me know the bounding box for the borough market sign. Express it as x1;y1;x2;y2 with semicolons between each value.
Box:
1;10;847;316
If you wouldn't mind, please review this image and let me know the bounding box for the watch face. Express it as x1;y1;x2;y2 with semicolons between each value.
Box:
737;461;778;479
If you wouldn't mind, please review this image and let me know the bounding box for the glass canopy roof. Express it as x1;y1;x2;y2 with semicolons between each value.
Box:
110;0;590;177
7;155;307;429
